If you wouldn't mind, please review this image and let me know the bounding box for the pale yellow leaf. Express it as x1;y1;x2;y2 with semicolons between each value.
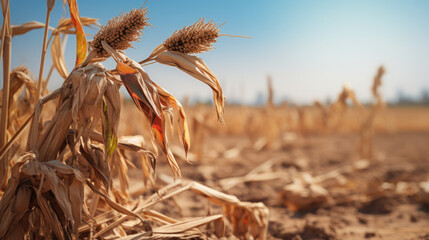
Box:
10;21;54;37
51;34;68;79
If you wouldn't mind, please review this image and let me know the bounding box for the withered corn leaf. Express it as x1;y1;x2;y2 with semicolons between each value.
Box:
103;101;118;158
116;62;162;119
66;0;87;65
55;17;99;33
152;82;190;160
154;51;224;122
51;33;68;79
116;62;181;177
9;21;51;37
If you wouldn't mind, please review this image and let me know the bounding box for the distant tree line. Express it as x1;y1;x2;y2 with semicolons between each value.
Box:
394;89;429;106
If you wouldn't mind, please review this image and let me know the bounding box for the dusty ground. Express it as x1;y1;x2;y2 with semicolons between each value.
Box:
127;131;429;239
117;103;429;239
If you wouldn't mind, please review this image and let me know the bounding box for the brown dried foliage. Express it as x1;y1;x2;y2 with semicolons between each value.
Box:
0;154;85;239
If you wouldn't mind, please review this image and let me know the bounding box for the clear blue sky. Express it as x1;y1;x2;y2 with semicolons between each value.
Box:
3;0;429;104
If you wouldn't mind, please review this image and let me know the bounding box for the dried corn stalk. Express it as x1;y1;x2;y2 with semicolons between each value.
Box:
267;75;274;108
315;85;363;132
190;113;209;161
331;85;362;113
360;66;385;158
0;4;238;240
0;66;36;132
314;100;330;131
0;67;36;187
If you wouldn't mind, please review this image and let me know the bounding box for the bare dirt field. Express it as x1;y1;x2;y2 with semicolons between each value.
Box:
122;105;429;240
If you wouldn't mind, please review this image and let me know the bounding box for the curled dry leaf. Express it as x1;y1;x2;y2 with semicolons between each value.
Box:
115;62;163;119
101;41;182;178
77;140;110;190
66;0;87;65
116;63;181;177
51;33;68;79
154;51;225;122
55;16;99;33
51;15;98;80
116;61;180;178
152;81;191;160
8;21;54;37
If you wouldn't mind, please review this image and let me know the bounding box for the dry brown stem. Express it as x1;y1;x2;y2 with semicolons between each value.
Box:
267;75;274;108
360;66;385;158
36;0;55;99
0;0;11;148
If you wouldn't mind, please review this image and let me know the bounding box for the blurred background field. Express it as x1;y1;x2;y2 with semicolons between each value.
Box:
119;93;429;239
